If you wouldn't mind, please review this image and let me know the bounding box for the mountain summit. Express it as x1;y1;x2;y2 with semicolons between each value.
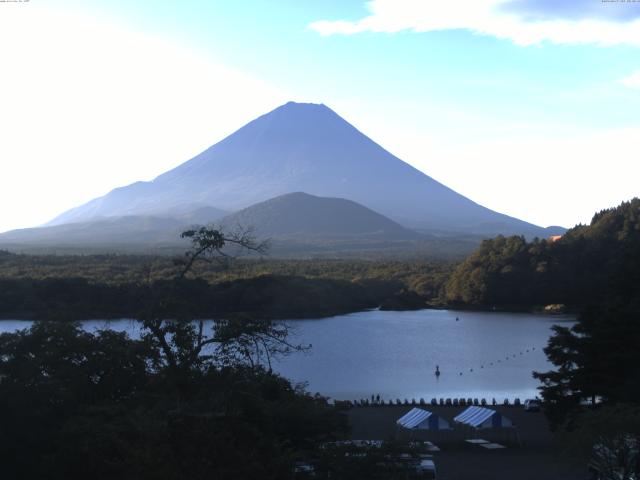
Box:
49;101;548;236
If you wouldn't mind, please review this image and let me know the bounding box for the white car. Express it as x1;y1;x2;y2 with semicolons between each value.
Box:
416;459;437;479
523;399;541;412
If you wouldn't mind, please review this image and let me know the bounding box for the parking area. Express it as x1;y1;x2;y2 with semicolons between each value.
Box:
346;406;588;480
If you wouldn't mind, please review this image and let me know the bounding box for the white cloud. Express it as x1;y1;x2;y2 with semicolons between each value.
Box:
310;0;640;47
406;127;640;228
0;6;290;233
620;70;640;89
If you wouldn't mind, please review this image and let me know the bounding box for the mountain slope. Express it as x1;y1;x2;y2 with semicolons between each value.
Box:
48;102;552;237
0;216;189;249
0;193;419;252
0;205;229;251
220;192;418;238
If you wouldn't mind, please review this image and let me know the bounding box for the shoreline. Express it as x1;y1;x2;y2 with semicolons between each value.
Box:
0;304;579;322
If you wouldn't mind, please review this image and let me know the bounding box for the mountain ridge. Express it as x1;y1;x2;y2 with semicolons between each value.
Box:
0;192;429;254
47;101;555;238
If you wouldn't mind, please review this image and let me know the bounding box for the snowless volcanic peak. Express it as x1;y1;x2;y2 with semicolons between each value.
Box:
49;101;546;237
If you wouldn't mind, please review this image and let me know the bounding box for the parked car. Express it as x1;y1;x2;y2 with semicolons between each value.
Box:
415;459;437;479
523;399;541;412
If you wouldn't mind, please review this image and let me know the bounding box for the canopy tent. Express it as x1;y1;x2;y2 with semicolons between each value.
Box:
454;406;513;429
396;408;451;431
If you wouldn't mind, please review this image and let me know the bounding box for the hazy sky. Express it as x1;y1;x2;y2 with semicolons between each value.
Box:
1;0;639;233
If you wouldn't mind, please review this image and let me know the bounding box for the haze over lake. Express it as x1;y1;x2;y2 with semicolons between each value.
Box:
0;309;574;402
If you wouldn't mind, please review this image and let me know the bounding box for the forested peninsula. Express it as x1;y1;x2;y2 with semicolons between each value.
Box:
445;198;640;311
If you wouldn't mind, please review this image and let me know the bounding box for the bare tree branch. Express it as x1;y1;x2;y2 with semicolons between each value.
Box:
177;224;269;279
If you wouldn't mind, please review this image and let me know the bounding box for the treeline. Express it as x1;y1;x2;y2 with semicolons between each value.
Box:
0;253;452;295
0;254;455;319
526;201;640;473
445;198;640;310
0;276;386;321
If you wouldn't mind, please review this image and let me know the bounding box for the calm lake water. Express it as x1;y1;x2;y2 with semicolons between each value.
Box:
0;309;574;402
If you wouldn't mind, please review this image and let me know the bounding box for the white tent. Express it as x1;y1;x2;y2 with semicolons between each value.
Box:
453;406;513;429
396;408;451;431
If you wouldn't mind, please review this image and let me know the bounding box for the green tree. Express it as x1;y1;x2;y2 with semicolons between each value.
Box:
0;225;348;479
557;404;640;480
534;306;640;429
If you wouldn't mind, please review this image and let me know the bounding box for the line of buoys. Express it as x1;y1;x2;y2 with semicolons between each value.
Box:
435;344;541;379
438;316;545;378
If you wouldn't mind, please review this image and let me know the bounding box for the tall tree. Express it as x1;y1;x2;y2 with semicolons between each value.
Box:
534;307;640;429
0;225;347;479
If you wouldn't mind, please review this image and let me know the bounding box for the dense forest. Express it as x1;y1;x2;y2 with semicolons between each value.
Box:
0;251;452;293
0;321;352;479
527;200;640;476
445;198;640;310
0;252;454;320
2;199;639;319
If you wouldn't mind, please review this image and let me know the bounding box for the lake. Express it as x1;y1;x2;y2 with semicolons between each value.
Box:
0;309;574;402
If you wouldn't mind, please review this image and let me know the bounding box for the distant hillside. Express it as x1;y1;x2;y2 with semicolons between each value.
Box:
445;198;640;309
47;101;555;237
0;216;191;251
0;205;229;253
0;193;482;258
174;206;229;224
220;192;418;238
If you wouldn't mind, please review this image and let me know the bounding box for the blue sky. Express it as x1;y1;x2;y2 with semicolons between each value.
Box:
1;0;639;232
